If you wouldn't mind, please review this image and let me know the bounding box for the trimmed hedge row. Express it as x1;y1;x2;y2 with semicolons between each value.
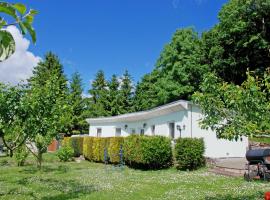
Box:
175;138;205;170
124;135;173;169
62;136;84;157
63;135;205;171
83;136;124;163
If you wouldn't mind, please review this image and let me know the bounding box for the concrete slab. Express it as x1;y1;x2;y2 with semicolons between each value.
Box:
215;158;247;170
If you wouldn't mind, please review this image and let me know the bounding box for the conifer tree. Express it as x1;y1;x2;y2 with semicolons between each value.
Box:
88;70;109;117
118;70;134;114
68;72;87;134
108;74;120;116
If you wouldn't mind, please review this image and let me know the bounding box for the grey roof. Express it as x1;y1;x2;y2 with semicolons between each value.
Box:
86;100;190;124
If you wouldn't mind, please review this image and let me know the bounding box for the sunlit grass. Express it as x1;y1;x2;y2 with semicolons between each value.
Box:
0;153;268;200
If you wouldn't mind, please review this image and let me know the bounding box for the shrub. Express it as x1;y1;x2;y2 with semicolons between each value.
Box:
92;137;110;162
62;137;71;147
14;145;29;166
83;136;94;161
108;137;124;163
175;138;205;170
56;145;74;162
124;135;173;169
70;137;84;157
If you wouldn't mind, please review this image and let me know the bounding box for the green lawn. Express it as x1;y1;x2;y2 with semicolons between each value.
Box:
0;153;269;200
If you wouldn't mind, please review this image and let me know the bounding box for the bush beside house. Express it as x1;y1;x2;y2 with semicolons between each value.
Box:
124;135;173;169
175;138;205;170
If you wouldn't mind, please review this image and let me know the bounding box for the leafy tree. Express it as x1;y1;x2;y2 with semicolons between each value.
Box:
193;70;270;141
0;2;37;61
155;28;207;103
108;74;121;116
68;72;88;134
118;70;134;114
0;83;29;157
88;70;109;117
134;28;207;110
133;71;159;111
27;52;71;168
202;0;270;84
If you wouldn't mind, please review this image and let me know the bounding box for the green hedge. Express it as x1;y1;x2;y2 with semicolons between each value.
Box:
83;136;94;161
69;137;84;157
175;138;205;170
108;137;124;163
124;135;173;169
92;137;110;162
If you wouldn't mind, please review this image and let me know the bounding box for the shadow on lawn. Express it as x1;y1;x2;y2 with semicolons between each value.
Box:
205;191;264;200
20;164;71;174
1;177;97;200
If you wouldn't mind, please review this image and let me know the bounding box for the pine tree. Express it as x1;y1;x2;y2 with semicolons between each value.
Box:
88;70;109;117
30;52;68;95
68;72;87;134
108;74;120;116
118;70;134;114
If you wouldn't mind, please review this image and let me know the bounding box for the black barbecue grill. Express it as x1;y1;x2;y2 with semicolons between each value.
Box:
244;148;270;181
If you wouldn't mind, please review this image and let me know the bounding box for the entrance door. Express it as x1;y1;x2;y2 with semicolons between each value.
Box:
169;122;175;139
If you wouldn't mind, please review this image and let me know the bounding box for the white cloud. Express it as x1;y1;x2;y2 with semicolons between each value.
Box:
0;26;41;85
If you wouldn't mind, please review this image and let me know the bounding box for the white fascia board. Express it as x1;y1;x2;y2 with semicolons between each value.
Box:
86;100;189;124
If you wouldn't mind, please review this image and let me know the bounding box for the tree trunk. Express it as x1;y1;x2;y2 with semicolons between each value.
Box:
37;150;43;170
9;149;13;157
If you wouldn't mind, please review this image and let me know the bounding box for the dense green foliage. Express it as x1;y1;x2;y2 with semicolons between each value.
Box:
92;137;110;162
124;135;173;169
0;84;29;157
67;72;88;135
86;70;134;117
202;0;270;84
0;2;37;61
133;28;208;110
175;138;205;170
56;145;74;162
107;137;124;163
83;136;94;160
193;71;270;140
118;70;134;114
69;137;84;157
14;145;29;166
26;52;71;168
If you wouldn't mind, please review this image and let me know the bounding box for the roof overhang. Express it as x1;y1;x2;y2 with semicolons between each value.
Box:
86;100;189;124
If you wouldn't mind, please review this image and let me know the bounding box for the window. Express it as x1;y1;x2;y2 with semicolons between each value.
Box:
115;128;121;136
97;128;102;137
151;125;155;136
131;129;136;134
140;129;144;136
169;122;175;139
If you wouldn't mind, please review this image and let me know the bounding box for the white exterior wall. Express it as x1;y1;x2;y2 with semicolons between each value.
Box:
88;104;248;158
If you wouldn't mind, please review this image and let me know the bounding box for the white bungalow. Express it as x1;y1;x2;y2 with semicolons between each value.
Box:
86;100;248;158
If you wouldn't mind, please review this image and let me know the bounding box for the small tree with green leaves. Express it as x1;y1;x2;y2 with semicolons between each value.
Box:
0;83;29;157
193;70;270;140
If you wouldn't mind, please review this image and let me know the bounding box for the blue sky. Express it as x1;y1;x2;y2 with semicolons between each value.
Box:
6;0;228;90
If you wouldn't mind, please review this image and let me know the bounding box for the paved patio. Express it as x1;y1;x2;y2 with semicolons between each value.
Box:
210;158;247;177
215;158;246;170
